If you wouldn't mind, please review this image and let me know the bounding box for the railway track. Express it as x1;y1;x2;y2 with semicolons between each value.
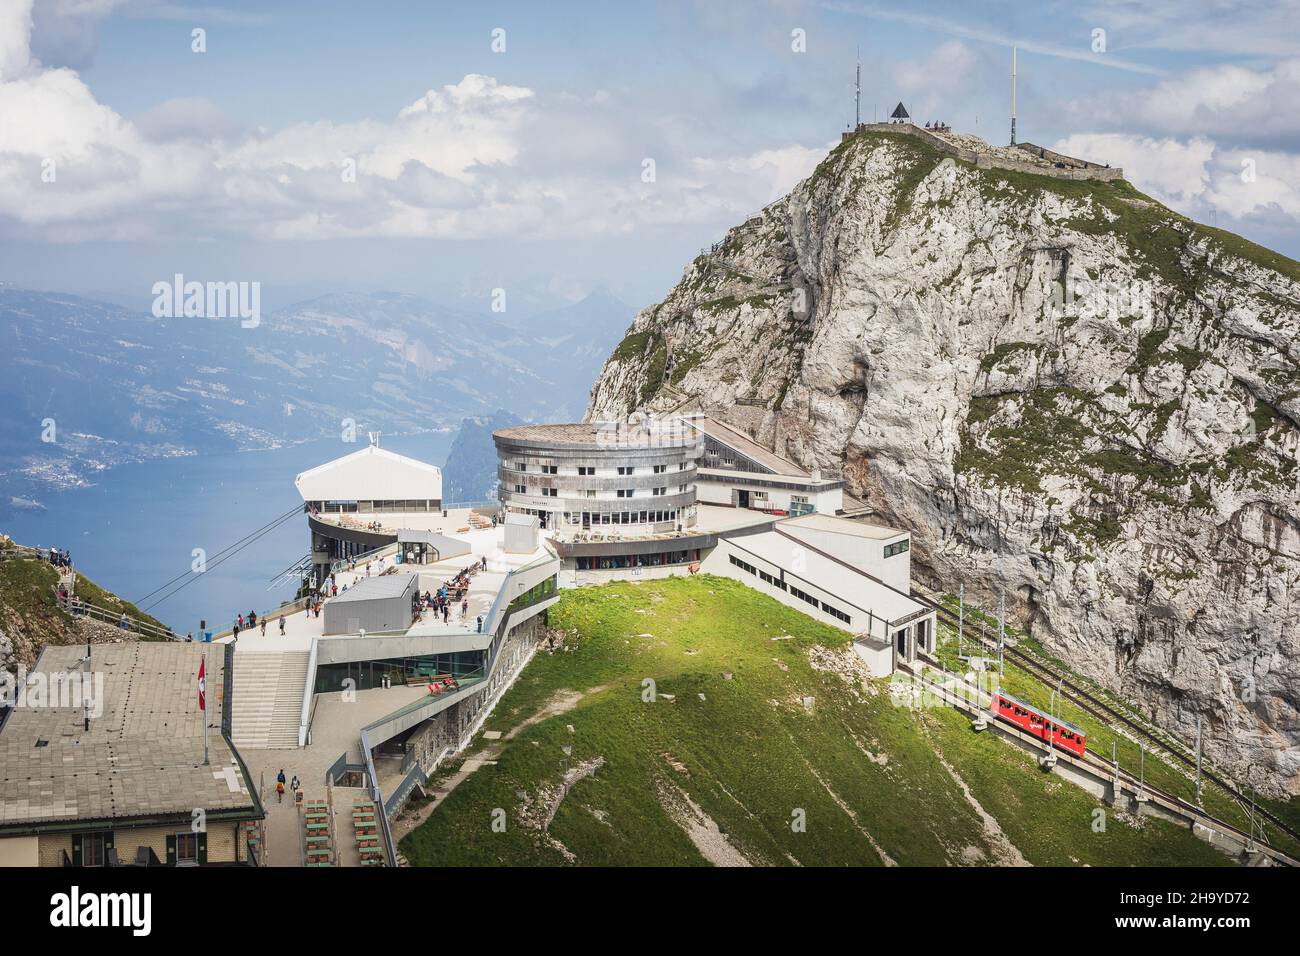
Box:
909;585;1300;851
906;661;1296;865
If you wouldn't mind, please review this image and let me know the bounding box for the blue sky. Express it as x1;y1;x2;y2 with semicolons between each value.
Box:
3;0;1298;315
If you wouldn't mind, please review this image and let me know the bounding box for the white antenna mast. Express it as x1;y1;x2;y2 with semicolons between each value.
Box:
855;48;861;129
1010;44;1017;145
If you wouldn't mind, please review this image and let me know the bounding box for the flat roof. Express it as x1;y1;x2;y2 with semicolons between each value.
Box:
330;572;417;603
728;530;927;623
0;643;257;831
779;512;908;541
687;417;810;478
495;421;699;449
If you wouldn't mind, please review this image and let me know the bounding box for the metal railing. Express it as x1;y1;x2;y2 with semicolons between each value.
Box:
55;591;180;642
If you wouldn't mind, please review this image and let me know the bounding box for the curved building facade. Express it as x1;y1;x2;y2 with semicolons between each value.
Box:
493;422;701;535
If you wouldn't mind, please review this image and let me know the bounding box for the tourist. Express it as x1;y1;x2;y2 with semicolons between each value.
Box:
238;613;244;631
279;615;286;636
290;773;300;795
461;597;468;618
276;780;285;803
233;621;241;641
260;617;267;636
476;615;483;633
249;610;257;628
118;612;129;630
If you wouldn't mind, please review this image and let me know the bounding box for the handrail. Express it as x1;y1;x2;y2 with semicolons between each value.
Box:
298;637;319;747
55;590;179;641
359;547;559;865
329;541;400;576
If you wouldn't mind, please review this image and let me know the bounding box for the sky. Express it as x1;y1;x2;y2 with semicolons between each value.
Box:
1;0;1298;316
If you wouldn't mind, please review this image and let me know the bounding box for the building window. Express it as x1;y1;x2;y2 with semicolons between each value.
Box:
541;465;558;475
578;466;595;476
77;832;108;867
653;464;667;474
515;484;526;494
543;488;558;497
618;466;634;475
884;540;910;558
516;462;527;472
617;488;634;498
653;487;666;496
175;832;199;865
586;490;597;498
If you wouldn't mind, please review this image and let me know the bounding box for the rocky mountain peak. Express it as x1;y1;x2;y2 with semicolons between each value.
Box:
586;127;1300;797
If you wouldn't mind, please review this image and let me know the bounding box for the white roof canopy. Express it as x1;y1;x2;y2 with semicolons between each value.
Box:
295;444;442;503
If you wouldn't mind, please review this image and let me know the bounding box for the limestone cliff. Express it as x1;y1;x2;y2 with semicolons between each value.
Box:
586;128;1300;797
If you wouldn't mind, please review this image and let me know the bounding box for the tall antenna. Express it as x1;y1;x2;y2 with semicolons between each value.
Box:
1010;44;1017;146
855;48;861;129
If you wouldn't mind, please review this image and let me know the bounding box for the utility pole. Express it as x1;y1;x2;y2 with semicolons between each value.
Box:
958;583;964;656
997;588;1005;676
1195;716;1203;802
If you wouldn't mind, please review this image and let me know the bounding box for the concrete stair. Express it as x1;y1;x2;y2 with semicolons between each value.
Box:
232;650;310;750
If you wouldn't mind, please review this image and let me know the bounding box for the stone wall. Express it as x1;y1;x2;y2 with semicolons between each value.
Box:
843;123;1124;182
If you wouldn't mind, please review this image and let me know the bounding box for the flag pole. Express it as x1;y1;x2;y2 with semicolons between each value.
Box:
201;649;209;766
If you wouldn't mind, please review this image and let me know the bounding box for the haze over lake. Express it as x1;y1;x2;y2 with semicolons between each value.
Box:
3;433;453;634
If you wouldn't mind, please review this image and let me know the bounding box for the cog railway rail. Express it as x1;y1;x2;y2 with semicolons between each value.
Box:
907;584;1300;852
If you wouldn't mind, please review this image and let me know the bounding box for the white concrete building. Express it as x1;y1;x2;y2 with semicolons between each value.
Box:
294;438;443;514
686;416;845;516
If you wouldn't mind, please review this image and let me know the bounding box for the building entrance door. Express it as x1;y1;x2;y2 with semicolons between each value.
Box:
737;490;751;509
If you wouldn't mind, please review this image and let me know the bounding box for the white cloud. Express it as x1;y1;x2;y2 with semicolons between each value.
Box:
1068;59;1300;145
0;13;823;245
1052;132;1300;224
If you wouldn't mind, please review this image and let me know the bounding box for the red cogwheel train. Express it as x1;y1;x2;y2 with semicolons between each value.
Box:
992;690;1087;757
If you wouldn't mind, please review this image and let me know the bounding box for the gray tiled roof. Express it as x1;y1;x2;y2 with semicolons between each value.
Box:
0;643;257;830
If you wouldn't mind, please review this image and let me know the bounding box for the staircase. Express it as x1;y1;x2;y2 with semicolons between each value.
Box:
231;650;311;750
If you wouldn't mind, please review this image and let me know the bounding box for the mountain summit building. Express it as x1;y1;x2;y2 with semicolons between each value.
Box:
492;415;934;675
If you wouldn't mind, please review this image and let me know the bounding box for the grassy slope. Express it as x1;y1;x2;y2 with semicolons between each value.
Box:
0;554;170;657
401;576;1229;867
0;557;74;634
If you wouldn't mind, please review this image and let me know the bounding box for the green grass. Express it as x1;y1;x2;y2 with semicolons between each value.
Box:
401;576;1243;867
0;557;73;631
72;573;170;635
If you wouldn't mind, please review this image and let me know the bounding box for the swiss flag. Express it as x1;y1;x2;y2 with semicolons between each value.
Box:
198;657;206;712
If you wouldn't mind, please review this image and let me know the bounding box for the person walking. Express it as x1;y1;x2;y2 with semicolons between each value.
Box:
233;620;241;641
260;617;267;636
279;615;286;636
276;780;285;803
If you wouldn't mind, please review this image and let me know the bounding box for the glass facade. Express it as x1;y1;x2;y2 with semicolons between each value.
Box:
314;651;485;694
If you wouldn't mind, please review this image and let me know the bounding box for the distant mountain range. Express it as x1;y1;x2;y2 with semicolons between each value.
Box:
0;286;631;506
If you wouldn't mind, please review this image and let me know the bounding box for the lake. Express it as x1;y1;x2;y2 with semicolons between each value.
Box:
2;434;453;634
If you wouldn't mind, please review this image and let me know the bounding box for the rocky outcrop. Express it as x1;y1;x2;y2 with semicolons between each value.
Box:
587;128;1300;797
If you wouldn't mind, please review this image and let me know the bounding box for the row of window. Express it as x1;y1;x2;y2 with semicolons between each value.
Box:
729;556;855;625
515;461;687;475
73;830;204;866
883;539;910;558
576;548;701;571
515;486;684;499
567;509;683;526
